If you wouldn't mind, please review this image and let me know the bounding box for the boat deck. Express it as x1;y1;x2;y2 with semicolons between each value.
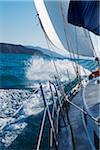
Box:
58;88;93;150
0;79;99;150
84;77;100;118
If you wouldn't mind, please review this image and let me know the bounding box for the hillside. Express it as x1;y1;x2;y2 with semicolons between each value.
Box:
0;43;43;56
0;43;65;59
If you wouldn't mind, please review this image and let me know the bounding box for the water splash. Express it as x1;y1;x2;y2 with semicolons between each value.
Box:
0;56;91;148
26;56;90;82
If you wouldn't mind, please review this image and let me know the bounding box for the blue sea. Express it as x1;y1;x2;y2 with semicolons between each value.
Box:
0;53;96;150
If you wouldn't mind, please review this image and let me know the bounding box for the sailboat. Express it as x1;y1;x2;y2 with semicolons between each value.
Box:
34;0;100;150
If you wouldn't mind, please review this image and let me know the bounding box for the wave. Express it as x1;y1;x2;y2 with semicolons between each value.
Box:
0;83;50;148
0;75;23;88
0;75;21;82
0;55;91;148
26;56;90;82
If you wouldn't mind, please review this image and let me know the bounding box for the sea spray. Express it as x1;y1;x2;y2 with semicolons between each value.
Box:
0;54;91;149
26;56;90;82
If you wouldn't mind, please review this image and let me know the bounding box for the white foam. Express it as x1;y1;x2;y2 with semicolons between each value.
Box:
26;56;90;82
0;57;91;147
1;122;27;147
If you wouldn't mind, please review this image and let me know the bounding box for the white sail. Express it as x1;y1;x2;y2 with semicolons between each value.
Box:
90;32;100;58
34;0;69;57
34;0;94;58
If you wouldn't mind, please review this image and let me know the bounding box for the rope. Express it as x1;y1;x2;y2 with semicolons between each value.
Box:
74;27;89;77
62;91;98;123
59;2;80;79
74;26;82;77
49;81;76;149
34;4;99;149
86;30;97;58
36;13;63;84
35;6;82;100
36;12;69;101
35;13;68;54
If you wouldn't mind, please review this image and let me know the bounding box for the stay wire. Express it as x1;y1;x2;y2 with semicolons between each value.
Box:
34;6;81;101
59;2;80;78
35;6;80;98
60;2;89;79
36;12;64;90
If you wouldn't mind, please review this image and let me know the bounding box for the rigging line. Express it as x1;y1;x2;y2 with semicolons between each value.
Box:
60;1;94;79
35;11;64;89
67;27;81;77
47;46;66;97
49;43;79;99
34;5;84;105
51;1;77;75
75;27;80;70
65;69;74;92
59;2;77;70
46;38;77;97
48;39;74;81
35;11;67;84
82;66;88;77
36;9;88;125
66;69;72;83
43;29;71;92
35;9;71;93
74;26;83;78
36;16;67;100
44;34;61;82
85;29;97;58
59;2;79;78
34;3;79;99
86;30;98;70
87;32;100;70
39;17;63;85
34;2;78;80
34;12;68;55
83;30;99;70
47;43;67;96
60;2;88;78
33;5;64;97
61;2;80;69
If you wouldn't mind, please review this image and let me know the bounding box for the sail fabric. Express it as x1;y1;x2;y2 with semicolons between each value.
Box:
34;0;68;57
90;32;100;58
34;0;94;58
68;0;100;36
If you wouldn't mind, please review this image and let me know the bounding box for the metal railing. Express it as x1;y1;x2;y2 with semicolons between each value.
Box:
35;79;80;150
36;82;60;150
1;78;99;149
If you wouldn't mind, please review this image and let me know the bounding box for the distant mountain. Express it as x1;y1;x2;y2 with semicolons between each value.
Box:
0;43;44;56
0;43;65;59
26;46;65;59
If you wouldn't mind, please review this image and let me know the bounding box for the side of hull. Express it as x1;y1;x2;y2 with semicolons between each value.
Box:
82;108;99;150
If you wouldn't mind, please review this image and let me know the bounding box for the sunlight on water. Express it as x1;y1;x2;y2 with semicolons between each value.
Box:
0;54;91;149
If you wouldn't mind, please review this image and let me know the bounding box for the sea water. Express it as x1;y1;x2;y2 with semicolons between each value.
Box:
0;53;95;150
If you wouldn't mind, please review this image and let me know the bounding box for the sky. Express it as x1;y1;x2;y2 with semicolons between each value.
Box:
0;0;47;47
0;0;99;57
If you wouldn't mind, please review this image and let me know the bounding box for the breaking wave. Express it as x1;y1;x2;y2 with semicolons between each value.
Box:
0;54;91;149
26;56;90;82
